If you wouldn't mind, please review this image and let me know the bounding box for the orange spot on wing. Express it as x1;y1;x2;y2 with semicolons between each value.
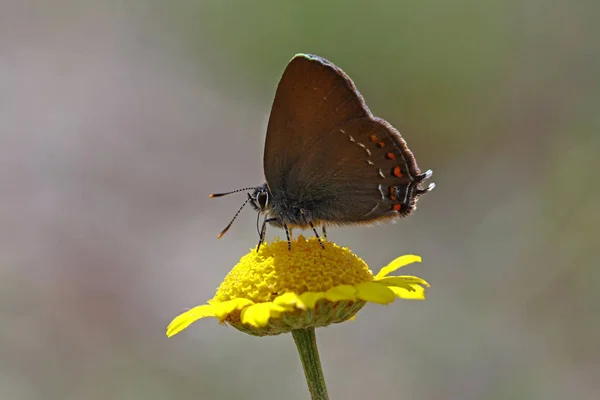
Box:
393;166;403;177
369;134;378;142
377;141;385;148
386;152;396;160
392;204;402;211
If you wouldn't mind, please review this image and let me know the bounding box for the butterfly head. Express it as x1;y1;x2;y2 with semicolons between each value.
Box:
210;183;280;240
248;184;271;214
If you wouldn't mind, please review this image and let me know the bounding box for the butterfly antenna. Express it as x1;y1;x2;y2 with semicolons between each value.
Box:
217;196;251;238
210;187;258;198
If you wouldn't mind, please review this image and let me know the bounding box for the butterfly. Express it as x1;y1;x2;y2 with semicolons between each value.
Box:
211;54;434;249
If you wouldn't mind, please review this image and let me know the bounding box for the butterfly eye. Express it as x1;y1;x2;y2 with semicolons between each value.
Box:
257;191;269;209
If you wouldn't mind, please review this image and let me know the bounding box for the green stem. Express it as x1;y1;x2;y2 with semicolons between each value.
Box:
291;327;329;400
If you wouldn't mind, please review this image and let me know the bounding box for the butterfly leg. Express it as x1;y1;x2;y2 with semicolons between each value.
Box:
322;225;328;240
283;223;292;250
257;217;278;252
300;209;324;249
309;220;325;249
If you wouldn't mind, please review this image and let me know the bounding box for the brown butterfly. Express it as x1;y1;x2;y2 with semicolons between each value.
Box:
211;54;434;249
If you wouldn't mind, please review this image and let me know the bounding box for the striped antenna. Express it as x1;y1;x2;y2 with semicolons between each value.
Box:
210;187;257;198
216;196;252;238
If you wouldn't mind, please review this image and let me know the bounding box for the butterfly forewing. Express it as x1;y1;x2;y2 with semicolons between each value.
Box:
264;54;369;191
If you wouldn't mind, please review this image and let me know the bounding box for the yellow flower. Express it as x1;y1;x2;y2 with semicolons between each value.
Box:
167;236;429;337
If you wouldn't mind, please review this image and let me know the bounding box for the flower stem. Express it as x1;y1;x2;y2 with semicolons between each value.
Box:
291;327;329;400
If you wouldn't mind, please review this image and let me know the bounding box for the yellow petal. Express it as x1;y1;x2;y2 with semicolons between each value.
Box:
375;255;422;279
211;298;254;320
241;302;287;327
375;276;430;289
325;285;357;302
371;277;414;290
355;282;396;304
166;304;215;337
396;275;430;288
274;293;302;310
389;285;426;300
298;292;326;309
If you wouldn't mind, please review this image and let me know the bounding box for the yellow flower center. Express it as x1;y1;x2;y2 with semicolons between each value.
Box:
212;236;373;303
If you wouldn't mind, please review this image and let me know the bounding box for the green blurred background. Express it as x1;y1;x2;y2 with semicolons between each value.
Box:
1;0;598;399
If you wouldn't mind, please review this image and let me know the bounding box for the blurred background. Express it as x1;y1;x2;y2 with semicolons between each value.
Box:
1;0;598;399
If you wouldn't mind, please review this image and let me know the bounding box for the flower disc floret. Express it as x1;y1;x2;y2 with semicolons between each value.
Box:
213;236;373;303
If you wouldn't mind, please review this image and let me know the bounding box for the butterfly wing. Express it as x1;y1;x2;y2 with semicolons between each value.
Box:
263;54;431;226
264;54;369;190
